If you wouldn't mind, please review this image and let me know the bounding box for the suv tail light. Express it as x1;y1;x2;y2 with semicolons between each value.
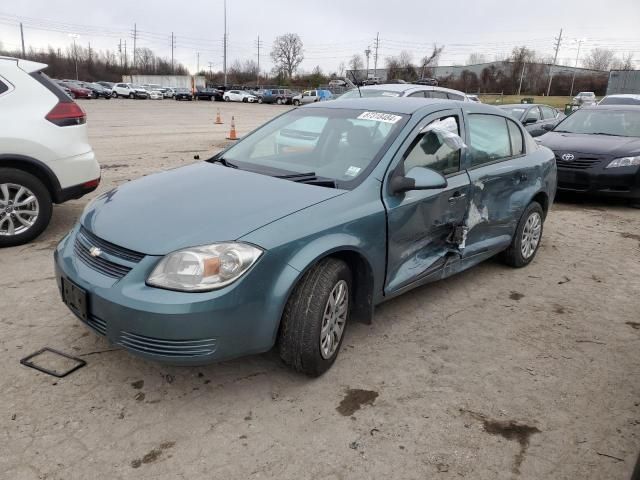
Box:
45;102;86;127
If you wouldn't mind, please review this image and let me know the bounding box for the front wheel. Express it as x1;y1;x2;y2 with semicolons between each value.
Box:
224;96;230;102
502;201;544;267
111;91;117;98
276;97;283;105
293;99;300;106
129;92;135;99
242;97;248;103
278;258;352;377
0;168;53;247
257;97;263;104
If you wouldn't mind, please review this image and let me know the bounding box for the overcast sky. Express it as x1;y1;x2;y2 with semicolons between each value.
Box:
1;0;639;74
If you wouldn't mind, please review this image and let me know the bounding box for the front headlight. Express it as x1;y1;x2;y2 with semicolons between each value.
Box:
147;243;263;292
606;156;640;168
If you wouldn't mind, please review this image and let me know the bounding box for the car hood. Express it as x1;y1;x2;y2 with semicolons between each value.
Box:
81;162;345;255
537;132;640;157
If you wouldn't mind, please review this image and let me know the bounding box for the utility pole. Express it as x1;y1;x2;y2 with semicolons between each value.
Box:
569;38;585;97
118;39;122;68
132;23;137;69
170;32;175;74
517;62;526;95
223;0;228;86
124;39;127;70
255;35;263;86
196;52;200;74
68;33;80;80
19;22;25;57
373;33;380;78
364;46;371;79
208;62;214;76
546;28;563;96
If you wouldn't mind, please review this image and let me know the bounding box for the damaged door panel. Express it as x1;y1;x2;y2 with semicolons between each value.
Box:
382;109;470;295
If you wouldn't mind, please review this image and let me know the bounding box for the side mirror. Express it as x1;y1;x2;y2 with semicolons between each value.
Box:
390;167;447;194
523;117;537;125
542;123;554;131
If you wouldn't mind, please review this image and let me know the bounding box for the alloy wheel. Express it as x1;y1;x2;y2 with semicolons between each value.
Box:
521;212;541;259
0;183;39;236
319;280;349;359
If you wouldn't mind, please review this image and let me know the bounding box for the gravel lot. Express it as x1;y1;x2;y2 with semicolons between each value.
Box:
1;98;639;480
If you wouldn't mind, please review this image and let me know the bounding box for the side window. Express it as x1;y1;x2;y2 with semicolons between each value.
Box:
447;93;464;100
507;119;524;156
310;91;316;97
408;91;426;98
540;106;556;119
0;79;8;95
427;91;448;99
402;115;461;176
468;114;512;167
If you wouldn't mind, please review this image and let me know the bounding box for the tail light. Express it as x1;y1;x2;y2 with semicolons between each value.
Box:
45;102;86;127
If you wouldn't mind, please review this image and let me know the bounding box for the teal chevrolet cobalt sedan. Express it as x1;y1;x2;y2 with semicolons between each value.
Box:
55;98;556;376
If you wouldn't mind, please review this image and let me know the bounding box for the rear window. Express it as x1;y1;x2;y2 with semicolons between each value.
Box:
30;71;71;102
447;92;465;100
599;96;640;106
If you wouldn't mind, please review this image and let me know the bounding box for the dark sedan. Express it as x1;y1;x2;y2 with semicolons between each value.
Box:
537;105;640;205
174;88;193;101
500;104;564;137
79;82;112;99
194;87;223;101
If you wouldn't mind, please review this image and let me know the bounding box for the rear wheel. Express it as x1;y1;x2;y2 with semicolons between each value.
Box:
293;99;300;106
111;91;118;98
278;258;352;377
129;92;134;99
0;168;52;248
502;201;544;267
242;97;248;103
224;96;230;102
276;97;283;105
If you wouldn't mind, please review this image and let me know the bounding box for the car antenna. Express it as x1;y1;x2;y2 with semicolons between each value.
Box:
349;70;362;98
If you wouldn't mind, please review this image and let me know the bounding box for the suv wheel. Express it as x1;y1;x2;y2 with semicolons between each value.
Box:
128;92;135;99
0;168;53;247
293;99;300;106
276;97;283;105
111;91;118;98
258;97;263;104
502;201;544;267
278;258;352;376
224;96;230;102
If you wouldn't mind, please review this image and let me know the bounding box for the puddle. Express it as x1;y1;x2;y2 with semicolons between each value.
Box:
336;389;379;416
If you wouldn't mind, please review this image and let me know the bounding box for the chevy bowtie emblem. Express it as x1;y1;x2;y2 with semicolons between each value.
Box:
561;153;575;161
89;246;102;257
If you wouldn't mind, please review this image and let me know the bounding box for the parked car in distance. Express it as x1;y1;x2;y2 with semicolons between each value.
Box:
55;97;555;376
292;89;327;106
536;105;640;205
111;83;148;99
58;80;92;99
338;83;469;101
362;77;381;86
598;94;640;106
195;87;223;101
96;81;114;90
148;90;164;100
466;94;481;103
499;104;564;137
174;88;193;101
77;82;112;99
223;90;256;103
257;88;289;105
413;78;438;86
0;57;100;247
163;87;177;98
572;91;597;106
328;79;348;87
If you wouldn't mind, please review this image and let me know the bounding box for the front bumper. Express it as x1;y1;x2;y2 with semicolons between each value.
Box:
54;226;297;365
556;156;640;200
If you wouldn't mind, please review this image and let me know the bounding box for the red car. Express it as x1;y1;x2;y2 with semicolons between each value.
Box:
58;80;92;99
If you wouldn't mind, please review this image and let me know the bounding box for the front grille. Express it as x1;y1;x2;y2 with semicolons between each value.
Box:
86;314;107;336
556;155;603;170
118;331;217;357
74;227;145;279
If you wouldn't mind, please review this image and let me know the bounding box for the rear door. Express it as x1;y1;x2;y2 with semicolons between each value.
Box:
463;112;533;256
383;108;471;294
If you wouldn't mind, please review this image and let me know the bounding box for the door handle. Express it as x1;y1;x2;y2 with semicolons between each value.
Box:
514;172;528;182
448;192;466;202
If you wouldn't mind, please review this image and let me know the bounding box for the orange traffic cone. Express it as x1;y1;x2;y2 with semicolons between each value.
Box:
215;108;223;125
227;116;238;140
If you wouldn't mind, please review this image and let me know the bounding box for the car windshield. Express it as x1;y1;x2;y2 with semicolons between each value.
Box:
599;96;640;106
176;88;189;92
554;109;640;137
219;107;408;186
499;107;527;119
340;89;403;99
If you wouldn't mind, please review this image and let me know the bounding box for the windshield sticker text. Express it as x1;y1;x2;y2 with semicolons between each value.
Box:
357;112;402;124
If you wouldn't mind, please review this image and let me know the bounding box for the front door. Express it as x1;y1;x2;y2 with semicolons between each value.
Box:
383;109;470;295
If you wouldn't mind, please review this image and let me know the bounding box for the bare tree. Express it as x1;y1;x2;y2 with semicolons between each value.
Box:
337;61;345;77
582;48;616;71
467;53;488;65
270;33;304;78
420;44;444;78
612;52;634;70
349;54;364;80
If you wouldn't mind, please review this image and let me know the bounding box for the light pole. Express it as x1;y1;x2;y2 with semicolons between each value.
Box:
68;33;80;80
569;38;586;98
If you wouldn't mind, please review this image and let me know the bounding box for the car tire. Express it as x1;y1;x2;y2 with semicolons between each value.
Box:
0;168;53;248
258;97;263;104
129;93;134;99
210;96;215;101
111;92;118;98
224;96;230;102
278;258;352;377
276;97;283;105
242;97;248;103
502;201;544;268
293;99;300;106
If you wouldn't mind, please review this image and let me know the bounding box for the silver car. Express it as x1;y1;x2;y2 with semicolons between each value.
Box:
339;83;470;101
572;91;597;106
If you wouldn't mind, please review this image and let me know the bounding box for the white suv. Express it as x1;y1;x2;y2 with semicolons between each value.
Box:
223;90;257;103
111;83;148;99
0;57;101;247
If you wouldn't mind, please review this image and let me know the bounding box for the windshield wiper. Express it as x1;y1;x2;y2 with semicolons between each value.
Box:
590;132;621;136
208;156;238;168
275;171;337;188
275;171;316;179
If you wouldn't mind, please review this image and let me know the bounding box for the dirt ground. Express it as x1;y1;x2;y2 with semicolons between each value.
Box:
1;98;639;480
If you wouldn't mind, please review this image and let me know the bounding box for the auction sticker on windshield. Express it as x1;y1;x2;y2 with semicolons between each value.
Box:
357;112;402;124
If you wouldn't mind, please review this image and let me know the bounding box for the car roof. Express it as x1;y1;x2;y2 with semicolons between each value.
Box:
602;94;640;99
305;96;499;115
357;83;465;96
499;103;554;108
581;105;640;111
